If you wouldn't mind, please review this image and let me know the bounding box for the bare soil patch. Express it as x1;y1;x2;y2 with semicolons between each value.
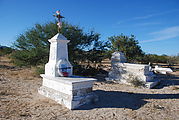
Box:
0;56;179;120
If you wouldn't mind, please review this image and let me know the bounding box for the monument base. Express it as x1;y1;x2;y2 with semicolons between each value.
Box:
38;74;98;109
145;80;161;88
107;63;160;88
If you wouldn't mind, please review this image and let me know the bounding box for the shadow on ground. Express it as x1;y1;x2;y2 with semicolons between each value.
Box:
0;64;23;71
154;74;179;89
77;90;179;110
0;65;16;69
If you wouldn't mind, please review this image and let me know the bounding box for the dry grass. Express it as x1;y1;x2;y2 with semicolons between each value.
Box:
171;86;179;90
0;55;179;120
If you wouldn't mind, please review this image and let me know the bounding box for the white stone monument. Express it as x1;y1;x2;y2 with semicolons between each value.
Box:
38;33;98;109
44;34;72;77
106;52;160;88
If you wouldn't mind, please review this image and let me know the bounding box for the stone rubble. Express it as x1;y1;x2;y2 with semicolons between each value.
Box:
106;52;160;88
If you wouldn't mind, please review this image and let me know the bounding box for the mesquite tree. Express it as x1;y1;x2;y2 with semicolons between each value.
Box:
11;22;109;66
109;34;144;62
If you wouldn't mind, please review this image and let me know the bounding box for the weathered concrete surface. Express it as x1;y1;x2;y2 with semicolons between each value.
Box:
39;86;98;109
107;52;160;88
39;33;97;109
45;33;72;77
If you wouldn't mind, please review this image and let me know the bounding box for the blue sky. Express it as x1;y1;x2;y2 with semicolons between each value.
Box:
0;0;179;55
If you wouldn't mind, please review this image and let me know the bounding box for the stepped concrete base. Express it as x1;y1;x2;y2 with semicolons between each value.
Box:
38;74;98;109
145;80;161;89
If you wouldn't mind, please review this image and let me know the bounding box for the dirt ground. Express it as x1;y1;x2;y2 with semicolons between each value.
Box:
0;56;179;120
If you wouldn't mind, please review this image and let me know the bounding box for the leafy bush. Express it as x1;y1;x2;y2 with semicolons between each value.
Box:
109;34;144;62
127;74;145;87
0;46;13;56
11;48;48;66
142;54;168;64
11;21;109;67
129;78;145;87
73;65;107;77
35;65;45;75
142;54;179;65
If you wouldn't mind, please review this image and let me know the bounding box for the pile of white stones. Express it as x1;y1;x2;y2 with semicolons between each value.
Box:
106;52;160;88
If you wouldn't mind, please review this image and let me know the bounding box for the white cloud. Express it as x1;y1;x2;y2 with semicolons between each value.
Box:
133;14;155;20
117;9;179;25
134;9;179;20
135;22;161;26
141;26;179;43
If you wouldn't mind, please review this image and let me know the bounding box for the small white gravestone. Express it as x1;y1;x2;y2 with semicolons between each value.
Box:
39;33;98;109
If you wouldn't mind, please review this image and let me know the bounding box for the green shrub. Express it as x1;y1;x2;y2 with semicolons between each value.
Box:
0;47;13;56
73;65;107;77
109;34;144;62
11;22;109;68
11;48;48;66
130;78;145;87
35;65;45;75
127;74;145;87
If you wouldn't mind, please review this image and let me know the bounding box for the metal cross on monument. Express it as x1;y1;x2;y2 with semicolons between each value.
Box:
53;10;64;33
